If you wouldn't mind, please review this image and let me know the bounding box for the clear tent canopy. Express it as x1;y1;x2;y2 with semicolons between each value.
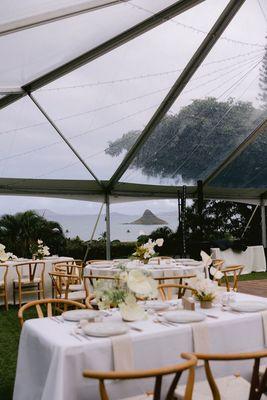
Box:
0;0;267;209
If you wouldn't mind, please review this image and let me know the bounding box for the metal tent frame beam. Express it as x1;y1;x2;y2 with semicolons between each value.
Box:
0;1;127;37
107;0;247;190
0;0;205;112
203;117;267;187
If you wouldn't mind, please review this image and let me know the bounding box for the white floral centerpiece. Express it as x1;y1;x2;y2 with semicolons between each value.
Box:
30;239;50;260
132;238;164;264
94;269;158;321
0;243;17;262
189;276;218;309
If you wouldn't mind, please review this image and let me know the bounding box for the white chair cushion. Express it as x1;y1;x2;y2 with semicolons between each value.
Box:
175;375;267;400
69;283;84;291
13;277;41;285
120;394;153;400
61;290;86;300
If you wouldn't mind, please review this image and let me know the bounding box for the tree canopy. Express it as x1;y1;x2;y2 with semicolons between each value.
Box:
106;97;265;183
0;210;65;258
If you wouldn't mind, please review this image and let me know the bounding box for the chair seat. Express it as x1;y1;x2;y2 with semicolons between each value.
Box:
13;277;41;285
60;290;86;300
69;283;84;291
175;375;267;400
120;394;153;400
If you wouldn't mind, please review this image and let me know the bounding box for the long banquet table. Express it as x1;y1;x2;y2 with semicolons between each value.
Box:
14;292;267;400
2;256;73;303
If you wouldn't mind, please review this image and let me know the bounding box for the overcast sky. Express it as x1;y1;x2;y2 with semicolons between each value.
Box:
0;0;266;215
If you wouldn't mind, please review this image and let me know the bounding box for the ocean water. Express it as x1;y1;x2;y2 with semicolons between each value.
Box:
42;210;179;242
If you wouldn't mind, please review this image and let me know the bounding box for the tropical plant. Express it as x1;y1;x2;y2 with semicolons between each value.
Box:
0;210;65;258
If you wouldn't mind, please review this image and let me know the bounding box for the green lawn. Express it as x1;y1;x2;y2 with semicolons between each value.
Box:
1;271;267;399
0;307;20;400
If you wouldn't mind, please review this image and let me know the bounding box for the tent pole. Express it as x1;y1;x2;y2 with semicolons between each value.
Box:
83;202;104;263
181;186;187;257
197;180;204;242
240;205;259;239
105;194;111;260
261;199;266;248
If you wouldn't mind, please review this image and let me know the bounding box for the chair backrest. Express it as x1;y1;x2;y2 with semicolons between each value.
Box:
158;283;194;301
18;298;86;327
83;353;197;400
187;350;267;400
0;264;8;285
15;261;45;282
54;263;83;282
49;271;79;299
221;265;244;292
153;274;196;282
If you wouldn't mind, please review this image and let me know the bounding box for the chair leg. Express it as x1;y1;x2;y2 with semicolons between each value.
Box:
4;288;8;311
18;285;22;309
13;282;16;305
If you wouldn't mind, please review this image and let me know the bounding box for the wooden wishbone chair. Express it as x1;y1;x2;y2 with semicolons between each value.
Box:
220;265;244;292
49;271;86;303
18;298;86;327
175;350;267;400
154;274;196;286
158;283;195;301
83;353;197;400
83;275;115;308
13;261;45;308
0;264;9;310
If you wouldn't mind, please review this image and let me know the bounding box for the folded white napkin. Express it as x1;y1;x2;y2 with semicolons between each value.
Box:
112;334;134;371
200;251;212;278
192;322;210;367
261;311;267;347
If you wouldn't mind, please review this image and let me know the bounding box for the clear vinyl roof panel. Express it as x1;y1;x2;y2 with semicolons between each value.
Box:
32;0;229;181
0;97;93;180
119;0;267;187
210;128;267;189
0;0;178;87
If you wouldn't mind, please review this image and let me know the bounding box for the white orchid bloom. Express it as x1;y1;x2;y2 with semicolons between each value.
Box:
127;270;157;297
156;238;164;247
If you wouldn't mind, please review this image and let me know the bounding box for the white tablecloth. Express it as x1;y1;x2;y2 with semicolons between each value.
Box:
1;257;73;303
211;245;266;274
14;293;267;400
84;261;204;280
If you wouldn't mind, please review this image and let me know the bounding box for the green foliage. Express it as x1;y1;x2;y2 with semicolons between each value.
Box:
106;98;263;182
0;211;65;258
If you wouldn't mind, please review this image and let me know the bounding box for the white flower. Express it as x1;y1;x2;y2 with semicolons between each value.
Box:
156;238;164;247
37;239;43;245
42;246;50;256
0;243;6;252
127;270;157;298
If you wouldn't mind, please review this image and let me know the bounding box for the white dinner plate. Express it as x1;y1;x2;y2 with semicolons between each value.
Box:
62;309;99;322
230;301;267;313
164;310;206;323
142;301;170;311
82;322;129;337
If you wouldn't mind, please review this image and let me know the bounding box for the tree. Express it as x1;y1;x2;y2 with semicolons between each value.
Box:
106;98;263;183
0;210;65;257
